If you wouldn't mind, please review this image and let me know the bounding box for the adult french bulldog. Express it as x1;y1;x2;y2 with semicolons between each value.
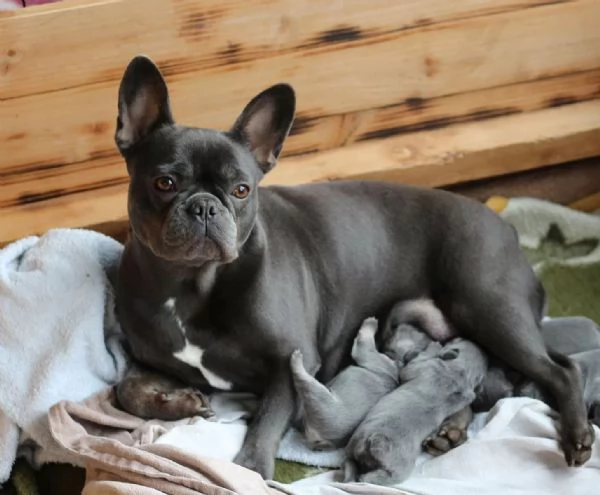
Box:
114;55;593;478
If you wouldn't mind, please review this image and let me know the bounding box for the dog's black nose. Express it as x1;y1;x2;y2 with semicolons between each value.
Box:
187;197;218;221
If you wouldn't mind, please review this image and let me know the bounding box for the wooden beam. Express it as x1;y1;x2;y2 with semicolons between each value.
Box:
2;0;599;173
1;100;599;244
2;69;599;208
265;100;600;187
0;0;577;99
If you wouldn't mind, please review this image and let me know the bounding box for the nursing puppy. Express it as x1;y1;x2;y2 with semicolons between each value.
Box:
475;316;600;411
344;338;488;485
291;298;453;449
290;318;398;450
114;55;593;477
379;298;455;364
425;316;600;455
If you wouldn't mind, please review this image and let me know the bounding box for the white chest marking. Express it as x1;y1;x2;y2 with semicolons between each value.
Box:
165;298;233;391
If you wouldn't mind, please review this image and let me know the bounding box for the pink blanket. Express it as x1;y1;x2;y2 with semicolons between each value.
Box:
48;388;282;495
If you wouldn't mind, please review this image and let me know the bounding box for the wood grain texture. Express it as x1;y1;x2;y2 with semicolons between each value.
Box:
264;100;600;187
2;0;600;174
0;0;575;99
2;100;599;243
2;69;599;209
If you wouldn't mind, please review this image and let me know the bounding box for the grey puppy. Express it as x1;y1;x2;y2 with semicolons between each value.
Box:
425;316;600;455
344;338;488;485
380;298;455;364
114;55;593;478
290;298;448;449
290;317;398;450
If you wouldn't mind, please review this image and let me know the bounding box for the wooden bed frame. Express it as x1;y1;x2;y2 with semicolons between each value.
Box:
1;0;600;244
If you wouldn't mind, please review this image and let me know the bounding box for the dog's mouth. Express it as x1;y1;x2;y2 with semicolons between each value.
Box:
161;227;239;265
151;206;240;265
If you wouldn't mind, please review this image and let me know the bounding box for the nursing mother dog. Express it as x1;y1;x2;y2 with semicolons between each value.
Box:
114;55;594;479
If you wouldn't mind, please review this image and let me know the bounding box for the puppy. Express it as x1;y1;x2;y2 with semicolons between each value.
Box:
290;299;449;449
380;298;455;364
344;338;488;485
290;318;398;450
116;364;214;421
425;316;600;455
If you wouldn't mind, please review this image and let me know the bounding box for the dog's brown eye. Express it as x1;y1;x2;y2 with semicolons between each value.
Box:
232;184;250;199
155;176;176;192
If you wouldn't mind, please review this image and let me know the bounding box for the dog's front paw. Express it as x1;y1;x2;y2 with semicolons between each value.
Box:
423;420;468;456
563;421;595;467
234;447;274;479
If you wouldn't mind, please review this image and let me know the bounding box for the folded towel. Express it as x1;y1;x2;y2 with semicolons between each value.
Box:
0;229;129;482
48;389;281;495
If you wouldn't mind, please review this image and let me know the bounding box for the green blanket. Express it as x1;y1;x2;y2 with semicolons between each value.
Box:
2;197;599;493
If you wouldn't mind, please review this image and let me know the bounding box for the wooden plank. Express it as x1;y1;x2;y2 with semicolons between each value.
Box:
2;100;599;244
0;0;575;100
2;0;599;173
2;69;599;208
265;100;600;186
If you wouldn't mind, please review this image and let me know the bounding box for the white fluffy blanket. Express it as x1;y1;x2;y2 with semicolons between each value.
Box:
0;229;128;482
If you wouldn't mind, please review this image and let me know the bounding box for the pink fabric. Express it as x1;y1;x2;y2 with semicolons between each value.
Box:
48;388;283;495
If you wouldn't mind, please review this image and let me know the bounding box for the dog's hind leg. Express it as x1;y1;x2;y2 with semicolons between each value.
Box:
450;295;594;466
350;321;379;366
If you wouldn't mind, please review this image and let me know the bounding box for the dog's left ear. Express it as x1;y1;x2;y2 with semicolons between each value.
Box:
230;84;296;173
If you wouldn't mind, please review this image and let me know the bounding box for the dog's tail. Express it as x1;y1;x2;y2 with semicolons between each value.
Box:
391;298;455;341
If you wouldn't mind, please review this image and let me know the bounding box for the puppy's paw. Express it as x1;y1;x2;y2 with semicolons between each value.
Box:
359;317;378;335
352;326;377;359
423;420;468;456
290;349;304;371
563;421;595;467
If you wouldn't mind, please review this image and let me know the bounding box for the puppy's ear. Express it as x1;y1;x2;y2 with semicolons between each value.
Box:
115;55;174;152
230;84;295;173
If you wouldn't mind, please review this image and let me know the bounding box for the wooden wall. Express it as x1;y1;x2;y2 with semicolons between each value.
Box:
1;0;600;243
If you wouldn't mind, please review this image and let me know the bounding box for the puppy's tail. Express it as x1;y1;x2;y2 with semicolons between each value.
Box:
392;298;455;341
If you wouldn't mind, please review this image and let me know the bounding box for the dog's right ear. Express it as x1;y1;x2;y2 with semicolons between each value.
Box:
115;55;174;152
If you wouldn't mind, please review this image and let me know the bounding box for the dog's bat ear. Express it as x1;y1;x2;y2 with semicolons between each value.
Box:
115;55;174;153
230;83;296;174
